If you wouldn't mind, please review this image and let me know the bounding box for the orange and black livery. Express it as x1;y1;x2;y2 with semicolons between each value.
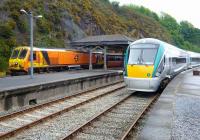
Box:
9;46;123;75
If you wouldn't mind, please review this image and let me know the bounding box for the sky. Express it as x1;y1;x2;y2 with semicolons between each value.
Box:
110;0;200;29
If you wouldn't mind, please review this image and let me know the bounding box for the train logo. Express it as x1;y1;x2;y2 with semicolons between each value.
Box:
74;55;79;62
147;73;151;77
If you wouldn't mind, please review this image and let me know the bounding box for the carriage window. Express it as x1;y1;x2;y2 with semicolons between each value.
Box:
192;58;200;63
11;49;20;59
172;57;186;64
19;49;27;59
176;58;186;64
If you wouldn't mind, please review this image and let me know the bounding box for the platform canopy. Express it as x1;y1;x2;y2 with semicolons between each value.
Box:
71;34;135;48
70;34;136;70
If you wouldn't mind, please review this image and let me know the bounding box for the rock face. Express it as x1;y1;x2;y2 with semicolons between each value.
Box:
0;0;171;48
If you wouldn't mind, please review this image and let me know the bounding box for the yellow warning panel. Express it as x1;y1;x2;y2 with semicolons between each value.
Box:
127;65;154;78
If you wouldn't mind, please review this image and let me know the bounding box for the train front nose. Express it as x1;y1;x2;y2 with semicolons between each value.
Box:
9;59;17;68
124;77;160;92
124;65;160;92
9;59;23;71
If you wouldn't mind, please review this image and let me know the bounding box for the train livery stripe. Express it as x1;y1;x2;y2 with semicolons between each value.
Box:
41;51;50;65
152;44;165;77
124;46;130;76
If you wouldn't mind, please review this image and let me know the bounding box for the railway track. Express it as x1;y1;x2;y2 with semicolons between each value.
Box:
0;81;125;139
62;92;159;140
0;81;160;140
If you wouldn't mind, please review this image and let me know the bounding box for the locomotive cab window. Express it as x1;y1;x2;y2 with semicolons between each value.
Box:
29;52;37;61
19;49;27;59
128;43;158;65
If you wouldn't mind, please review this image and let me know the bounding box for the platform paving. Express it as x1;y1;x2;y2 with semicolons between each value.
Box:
0;70;122;92
137;69;200;140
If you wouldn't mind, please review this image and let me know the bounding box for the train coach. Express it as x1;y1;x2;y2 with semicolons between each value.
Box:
187;51;200;67
124;38;200;92
9;46;123;75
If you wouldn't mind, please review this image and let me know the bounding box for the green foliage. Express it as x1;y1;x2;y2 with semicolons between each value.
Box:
124;5;200;52
180;21;200;46
159;13;200;52
36;19;51;34
0;39;10;71
126;5;159;21
0;24;14;39
0;56;8;71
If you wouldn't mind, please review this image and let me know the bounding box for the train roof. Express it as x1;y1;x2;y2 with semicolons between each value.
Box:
131;38;163;45
130;38;189;54
129;38;200;57
13;46;87;52
187;51;200;57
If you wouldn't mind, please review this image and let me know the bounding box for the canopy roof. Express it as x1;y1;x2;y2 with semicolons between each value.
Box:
71;34;135;48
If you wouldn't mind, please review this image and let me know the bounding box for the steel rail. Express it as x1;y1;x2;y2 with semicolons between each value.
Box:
0;80;123;122
62;93;133;140
0;82;125;139
119;93;160;140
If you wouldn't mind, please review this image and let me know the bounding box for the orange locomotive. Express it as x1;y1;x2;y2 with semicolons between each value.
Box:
9;46;100;75
9;46;123;75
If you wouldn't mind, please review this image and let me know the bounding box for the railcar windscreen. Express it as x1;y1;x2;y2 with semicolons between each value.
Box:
11;49;20;59
19;49;28;59
128;44;158;65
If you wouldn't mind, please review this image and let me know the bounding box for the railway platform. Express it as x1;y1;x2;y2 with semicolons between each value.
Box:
0;70;123;112
137;69;200;140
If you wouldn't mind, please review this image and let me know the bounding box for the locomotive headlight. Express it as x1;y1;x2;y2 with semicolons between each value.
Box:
15;62;18;65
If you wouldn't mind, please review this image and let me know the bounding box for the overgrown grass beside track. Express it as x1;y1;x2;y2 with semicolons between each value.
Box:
0;71;6;78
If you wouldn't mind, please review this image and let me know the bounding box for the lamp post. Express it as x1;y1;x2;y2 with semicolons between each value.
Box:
20;9;42;79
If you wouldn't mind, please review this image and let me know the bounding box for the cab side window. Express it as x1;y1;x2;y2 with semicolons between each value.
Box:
157;57;165;74
33;52;36;61
29;51;37;61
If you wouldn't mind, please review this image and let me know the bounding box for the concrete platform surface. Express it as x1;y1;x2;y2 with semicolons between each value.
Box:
0;70;122;92
137;69;200;140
